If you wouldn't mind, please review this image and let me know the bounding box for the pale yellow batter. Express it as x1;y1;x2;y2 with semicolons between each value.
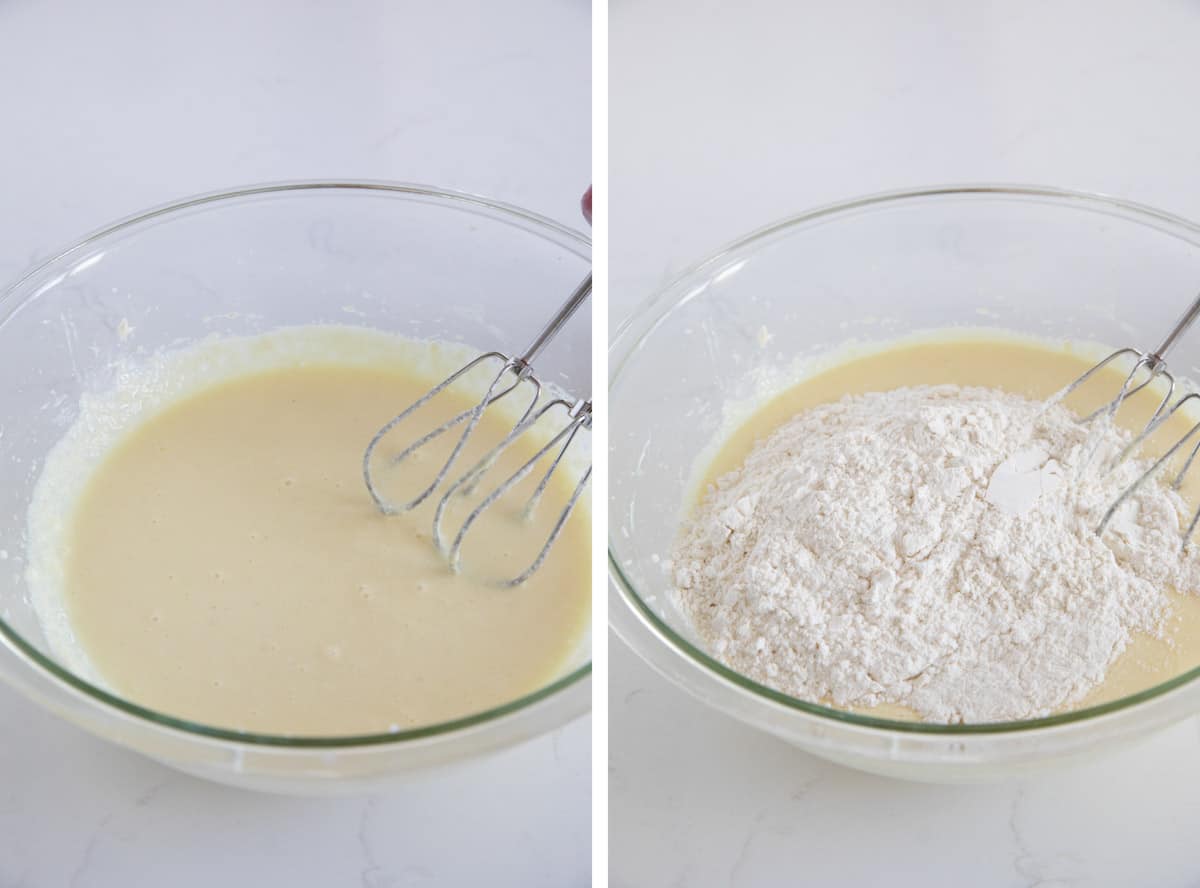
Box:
699;334;1200;720
31;329;590;736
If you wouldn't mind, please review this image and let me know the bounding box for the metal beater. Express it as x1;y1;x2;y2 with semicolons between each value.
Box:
362;274;591;584
1059;293;1200;543
433;393;591;587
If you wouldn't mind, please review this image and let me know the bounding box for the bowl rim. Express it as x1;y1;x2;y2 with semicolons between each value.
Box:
608;182;1200;736
0;179;592;749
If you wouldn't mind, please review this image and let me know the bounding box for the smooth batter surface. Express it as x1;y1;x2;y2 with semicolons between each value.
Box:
32;329;590;736
697;334;1200;720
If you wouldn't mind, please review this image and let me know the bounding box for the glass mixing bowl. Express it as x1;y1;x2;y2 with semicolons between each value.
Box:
0;181;591;794
609;185;1200;782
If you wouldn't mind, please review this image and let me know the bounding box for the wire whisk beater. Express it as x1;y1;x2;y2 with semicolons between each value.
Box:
1064;292;1200;546
362;274;592;584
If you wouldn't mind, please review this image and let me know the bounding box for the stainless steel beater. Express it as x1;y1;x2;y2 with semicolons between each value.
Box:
1060;294;1200;433
433;393;591;587
361;274;591;583
1060;293;1200;543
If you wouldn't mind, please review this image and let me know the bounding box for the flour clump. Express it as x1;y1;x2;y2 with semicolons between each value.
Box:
673;385;1200;723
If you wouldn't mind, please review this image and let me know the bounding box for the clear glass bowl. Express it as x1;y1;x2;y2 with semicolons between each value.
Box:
609;185;1200;782
0;181;591;794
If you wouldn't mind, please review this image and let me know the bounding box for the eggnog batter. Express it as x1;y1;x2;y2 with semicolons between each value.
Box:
694;334;1200;720
27;328;590;735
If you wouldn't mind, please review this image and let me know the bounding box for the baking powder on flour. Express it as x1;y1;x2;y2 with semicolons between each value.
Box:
673;385;1200;723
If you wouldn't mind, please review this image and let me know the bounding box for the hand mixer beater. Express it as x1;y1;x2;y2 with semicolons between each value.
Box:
1060;292;1200;543
362;275;591;585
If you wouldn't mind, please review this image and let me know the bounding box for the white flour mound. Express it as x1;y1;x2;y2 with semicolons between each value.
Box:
673;385;1200;723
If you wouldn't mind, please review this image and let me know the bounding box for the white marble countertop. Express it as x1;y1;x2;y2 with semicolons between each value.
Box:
610;1;1200;885
0;1;590;885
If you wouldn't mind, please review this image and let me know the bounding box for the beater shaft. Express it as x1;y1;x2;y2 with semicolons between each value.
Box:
1153;292;1200;361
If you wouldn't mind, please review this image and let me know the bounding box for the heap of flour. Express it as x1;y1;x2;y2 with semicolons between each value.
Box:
673;384;1200;723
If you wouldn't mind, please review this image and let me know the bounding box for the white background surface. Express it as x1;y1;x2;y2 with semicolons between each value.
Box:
0;1;590;886
611;1;1200;886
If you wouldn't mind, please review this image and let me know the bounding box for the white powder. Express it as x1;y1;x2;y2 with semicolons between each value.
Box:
673;384;1200;723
